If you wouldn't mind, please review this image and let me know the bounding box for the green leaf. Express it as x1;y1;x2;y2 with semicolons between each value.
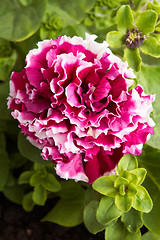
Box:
138;146;160;235
114;177;129;188
127;183;137;197
136;10;157;35
0;0;47;41
84;187;102;206
42;173;61;192
140;37;160;58
121;208;143;233
123;48;142;72
132;0;148;10
142;180;160;235
105;220;141;240
115;194;133;212
106;31;124;47
42;198;84;227
132;186;153;213
93;175;118;197
22;192;35;212
97;196;122;225
18;132;51;165
84;201;106;234
58;180;85;200
147;1;160;16
3;184;24;204
0;147;9;191
136;65;160;149
120;171;138;185
116;154;138;175
30;172;43;187
47;0;96;24
116;5;135;34
0;52;16;81
0;81;12;120
32;185;47;206
142;231;160;240
130;168;147;185
18;171;34;184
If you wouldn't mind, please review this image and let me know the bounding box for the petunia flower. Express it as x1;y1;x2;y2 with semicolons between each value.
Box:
8;33;155;184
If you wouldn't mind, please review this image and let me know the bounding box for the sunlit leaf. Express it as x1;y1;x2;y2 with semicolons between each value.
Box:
116;154;138;175
106;31;124;47
132;186;153;213
93;175;118;197
136;10;157;35
141;37;160;58
123;48;141;72
116;5;135;34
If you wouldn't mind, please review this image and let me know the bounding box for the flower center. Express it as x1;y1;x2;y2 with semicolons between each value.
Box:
124;28;147;49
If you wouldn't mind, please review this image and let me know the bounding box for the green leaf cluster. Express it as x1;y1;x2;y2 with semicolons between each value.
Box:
84;154;153;239
18;162;61;210
106;4;160;71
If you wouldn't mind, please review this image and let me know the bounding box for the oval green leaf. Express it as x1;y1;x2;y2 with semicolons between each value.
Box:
106;31;124;48
123;48;142;72
105;220;141;240
97;196;122;225
93;175;118;197
42;198;84;227
116;154;138;175
42;173;61;192
116;5;135;34
121;208;143;233
115;194;133;212
32;185;47;206
132;186;153;213
84;200;106;234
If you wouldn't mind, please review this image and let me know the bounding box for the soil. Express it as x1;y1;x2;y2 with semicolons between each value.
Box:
0;194;104;240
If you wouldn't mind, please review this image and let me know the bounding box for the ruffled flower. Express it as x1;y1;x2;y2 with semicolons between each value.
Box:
8;33;155;183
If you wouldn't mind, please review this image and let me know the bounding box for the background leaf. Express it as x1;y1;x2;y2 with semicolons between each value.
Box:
0;133;9;191
138;146;160;235
18;132;51;165
136;64;160;149
42;198;84;227
0;0;47;41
